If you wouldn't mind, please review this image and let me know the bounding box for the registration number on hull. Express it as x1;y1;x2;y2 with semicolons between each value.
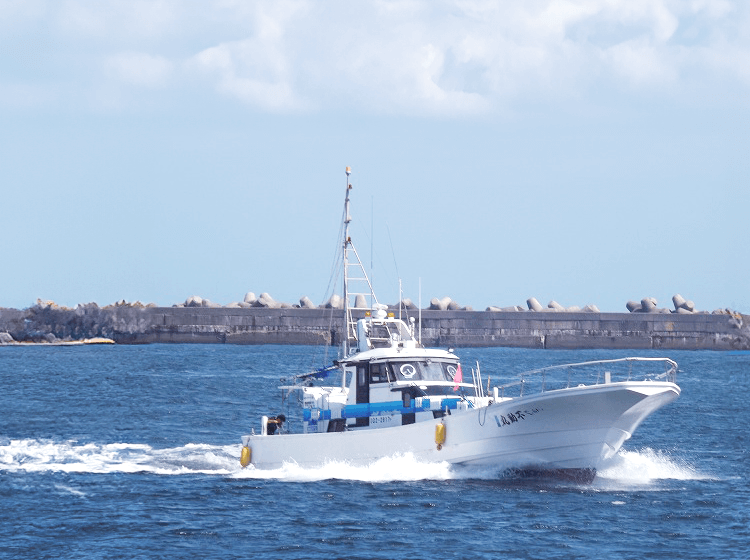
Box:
370;415;397;425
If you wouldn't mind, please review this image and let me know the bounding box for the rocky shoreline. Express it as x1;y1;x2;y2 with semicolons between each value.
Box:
1;296;748;350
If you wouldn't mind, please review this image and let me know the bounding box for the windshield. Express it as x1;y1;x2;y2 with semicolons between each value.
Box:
388;360;458;383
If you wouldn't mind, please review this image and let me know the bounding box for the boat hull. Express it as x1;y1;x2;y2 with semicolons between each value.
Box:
243;381;680;479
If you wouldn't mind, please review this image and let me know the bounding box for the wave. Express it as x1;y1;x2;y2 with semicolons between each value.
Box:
594;447;711;487
1;438;707;485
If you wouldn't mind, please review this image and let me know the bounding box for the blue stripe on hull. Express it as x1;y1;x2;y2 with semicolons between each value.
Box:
303;398;463;421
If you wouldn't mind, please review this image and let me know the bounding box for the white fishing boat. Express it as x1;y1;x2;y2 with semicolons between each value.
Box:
239;168;681;482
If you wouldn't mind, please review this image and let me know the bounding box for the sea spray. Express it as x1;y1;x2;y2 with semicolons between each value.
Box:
595;448;707;487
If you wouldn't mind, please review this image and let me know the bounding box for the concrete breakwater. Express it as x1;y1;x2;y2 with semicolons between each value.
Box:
2;304;748;350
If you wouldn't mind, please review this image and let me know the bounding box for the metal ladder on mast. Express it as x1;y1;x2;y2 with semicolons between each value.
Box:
342;167;379;355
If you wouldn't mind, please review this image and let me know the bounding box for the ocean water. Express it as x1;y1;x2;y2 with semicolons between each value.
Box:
1;344;748;560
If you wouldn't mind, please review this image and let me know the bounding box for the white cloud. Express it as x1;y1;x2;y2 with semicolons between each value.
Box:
0;0;748;115
191;38;306;112
604;38;678;88
688;0;733;19
188;2;311;112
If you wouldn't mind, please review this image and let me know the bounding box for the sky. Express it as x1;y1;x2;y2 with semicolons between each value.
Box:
1;0;748;314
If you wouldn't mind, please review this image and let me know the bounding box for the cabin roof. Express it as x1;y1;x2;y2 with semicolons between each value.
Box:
340;346;457;364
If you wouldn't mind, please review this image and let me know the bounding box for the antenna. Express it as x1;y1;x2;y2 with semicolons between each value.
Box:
385;221;402;321
398;279;402;322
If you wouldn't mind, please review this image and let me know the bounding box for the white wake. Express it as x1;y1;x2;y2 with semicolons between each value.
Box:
1;438;705;485
0;438;239;475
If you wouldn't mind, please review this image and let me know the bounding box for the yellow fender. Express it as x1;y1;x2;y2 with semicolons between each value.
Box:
435;423;446;450
240;446;252;468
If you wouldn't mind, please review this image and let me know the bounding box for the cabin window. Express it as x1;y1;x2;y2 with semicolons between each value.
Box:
367;321;414;348
369;363;389;383
369;324;391;341
443;363;461;382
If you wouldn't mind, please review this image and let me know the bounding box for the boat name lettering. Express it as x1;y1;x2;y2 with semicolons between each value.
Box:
494;408;541;428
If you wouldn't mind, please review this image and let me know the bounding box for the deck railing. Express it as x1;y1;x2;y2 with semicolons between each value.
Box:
495;357;678;399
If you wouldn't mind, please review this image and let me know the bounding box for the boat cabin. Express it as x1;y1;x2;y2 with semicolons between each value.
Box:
301;313;481;434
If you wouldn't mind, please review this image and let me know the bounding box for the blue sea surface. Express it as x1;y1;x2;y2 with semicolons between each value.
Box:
1;344;748;559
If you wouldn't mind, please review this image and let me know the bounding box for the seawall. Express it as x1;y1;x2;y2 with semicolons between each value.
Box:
2;305;747;350
118;307;750;350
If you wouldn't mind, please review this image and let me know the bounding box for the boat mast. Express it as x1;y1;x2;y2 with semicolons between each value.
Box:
341;166;380;357
343;167;352;357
